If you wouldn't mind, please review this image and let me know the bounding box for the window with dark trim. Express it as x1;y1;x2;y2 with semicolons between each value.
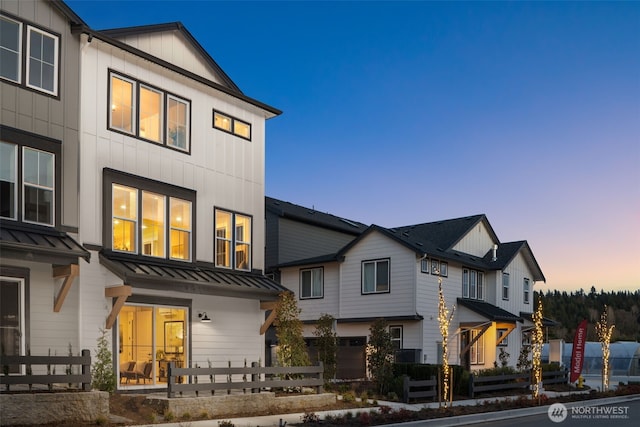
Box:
0;126;60;226
0;266;30;372
430;258;448;277
497;328;508;347
213;110;251;140
108;70;191;152
362;259;389;294
300;267;323;299
103;169;195;261
214;208;252;271
0;13;59;96
462;268;484;300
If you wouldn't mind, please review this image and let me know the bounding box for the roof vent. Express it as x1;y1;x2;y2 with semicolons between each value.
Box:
492;244;498;262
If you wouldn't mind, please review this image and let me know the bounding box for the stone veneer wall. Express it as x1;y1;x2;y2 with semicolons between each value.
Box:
146;392;336;418
0;391;109;426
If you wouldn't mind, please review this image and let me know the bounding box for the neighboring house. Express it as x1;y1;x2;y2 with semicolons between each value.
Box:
1;0;287;392
272;201;546;378
0;0;90;368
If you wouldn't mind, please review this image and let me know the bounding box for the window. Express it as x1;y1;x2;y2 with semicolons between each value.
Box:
0;141;17;219
430;259;448;276
362;259;389;294
300;267;323;299
109;71;190;152
0;15;59;96
0;271;27;374
462;269;484;300
502;273;510;300
0;15;21;83
470;329;484;365
215;209;252;271
1;127;60;226
213;110;252;140
420;258;429;273
106;169;194;261
497;328;508;347
26;26;58;95
390;326;402;350
523;278;530;304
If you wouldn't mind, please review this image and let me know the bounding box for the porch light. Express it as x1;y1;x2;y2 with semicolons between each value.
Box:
198;312;211;323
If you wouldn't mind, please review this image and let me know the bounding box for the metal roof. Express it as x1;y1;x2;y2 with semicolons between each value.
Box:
457;298;522;322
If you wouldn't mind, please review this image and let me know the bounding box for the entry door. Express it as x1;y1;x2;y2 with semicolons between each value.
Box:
0;278;25;373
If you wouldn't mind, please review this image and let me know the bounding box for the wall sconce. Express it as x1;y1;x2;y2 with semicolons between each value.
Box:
198;312;211;323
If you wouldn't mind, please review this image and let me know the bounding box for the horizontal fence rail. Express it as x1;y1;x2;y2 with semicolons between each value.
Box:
0;349;92;391
167;362;324;398
402;375;437;403
469;369;568;398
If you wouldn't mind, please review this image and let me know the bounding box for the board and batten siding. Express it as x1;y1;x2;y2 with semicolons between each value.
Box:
277;218;358;265
497;251;535;316
279;262;340;321
339;232;416;319
452;221;496;258
0;0;82;228
78;34;267;268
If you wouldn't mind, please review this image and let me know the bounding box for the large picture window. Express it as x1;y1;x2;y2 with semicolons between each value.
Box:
300;267;323;299
362;259;389;294
0;14;59;96
462;269;484;300
109;71;190;152
214;209;252;271
105;169;194;261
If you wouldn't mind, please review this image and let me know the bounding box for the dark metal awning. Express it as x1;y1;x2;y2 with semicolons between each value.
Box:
0;222;90;264
99;251;287;301
520;311;559;327
457;298;521;323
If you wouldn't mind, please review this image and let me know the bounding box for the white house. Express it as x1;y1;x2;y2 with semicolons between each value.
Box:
270;198;546;378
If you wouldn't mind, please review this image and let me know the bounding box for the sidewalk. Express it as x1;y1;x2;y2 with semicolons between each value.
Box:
128;391;640;427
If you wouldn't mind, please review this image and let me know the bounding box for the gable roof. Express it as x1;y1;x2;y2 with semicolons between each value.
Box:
266;196;368;235
482;240;545;282
98;22;241;93
51;0;88;26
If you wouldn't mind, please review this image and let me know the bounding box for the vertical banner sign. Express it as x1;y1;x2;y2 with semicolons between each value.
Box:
570;319;588;382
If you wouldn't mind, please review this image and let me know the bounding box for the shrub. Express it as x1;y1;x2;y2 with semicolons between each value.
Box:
301;412;320;424
367;318;394;395
91;328;116;393
164;410;175;421
218;421;235;427
342;391;356;403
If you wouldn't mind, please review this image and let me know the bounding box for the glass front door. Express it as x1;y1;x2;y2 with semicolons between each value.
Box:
0;278;24;374
118;304;187;388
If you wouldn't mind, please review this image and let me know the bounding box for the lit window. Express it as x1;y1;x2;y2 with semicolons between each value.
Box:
23;147;54;225
300;267;323;299
213;110;252;140
139;85;163;143
523;278;530;304
0;15;22;83
0;141;17;219
470;329;484;365
390;326;402;350
215;209;252;270
362;259;389;294
170;198;191;261
502;273;510;300
112;184;137;253
497;328;509;347
167;96;189;151
110;75;135;133
142;191;165;257
26;26;58;95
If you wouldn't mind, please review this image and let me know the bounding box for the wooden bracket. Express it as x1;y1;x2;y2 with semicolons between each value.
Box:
460;324;491;356
105;285;132;329
495;322;516;346
52;264;80;312
259;301;278;335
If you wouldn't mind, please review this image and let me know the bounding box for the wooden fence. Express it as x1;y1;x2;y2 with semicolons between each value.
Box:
402;375;437;403
469;369;568;398
0;349;92;391
167;362;324;398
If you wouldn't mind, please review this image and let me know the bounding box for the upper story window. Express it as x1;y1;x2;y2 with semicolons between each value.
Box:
390;326;403;350
109;71;190;152
213;110;251;140
462;269;484;300
523;278;530;304
420;258;429;273
1;127;59;226
105;169;194;261
362;259;389;294
0;14;59;96
215;209;252;271
300;267;323;299
430;258;448;276
502;273;510;300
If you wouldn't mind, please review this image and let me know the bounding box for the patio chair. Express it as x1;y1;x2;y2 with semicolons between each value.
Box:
120;361;138;384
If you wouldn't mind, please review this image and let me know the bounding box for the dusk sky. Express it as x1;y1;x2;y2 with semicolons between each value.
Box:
66;1;639;293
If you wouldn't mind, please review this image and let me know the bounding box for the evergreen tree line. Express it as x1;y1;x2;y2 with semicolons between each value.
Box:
536;287;640;343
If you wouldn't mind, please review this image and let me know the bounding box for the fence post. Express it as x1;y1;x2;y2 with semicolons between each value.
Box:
81;349;91;391
167;362;175;398
469;373;474;399
251;361;259;394
431;375;437;401
403;375;410;403
317;361;324;394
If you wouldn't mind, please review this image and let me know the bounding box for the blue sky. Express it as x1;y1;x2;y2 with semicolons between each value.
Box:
67;0;639;293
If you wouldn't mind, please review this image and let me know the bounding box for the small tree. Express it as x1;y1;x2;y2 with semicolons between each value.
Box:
275;291;310;368
366;318;394;395
437;275;455;406
531;298;544;400
516;345;531;372
595;305;615;391
92;328;116;393
313;313;338;381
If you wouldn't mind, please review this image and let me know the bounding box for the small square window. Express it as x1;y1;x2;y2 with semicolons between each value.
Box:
300;267;323;299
